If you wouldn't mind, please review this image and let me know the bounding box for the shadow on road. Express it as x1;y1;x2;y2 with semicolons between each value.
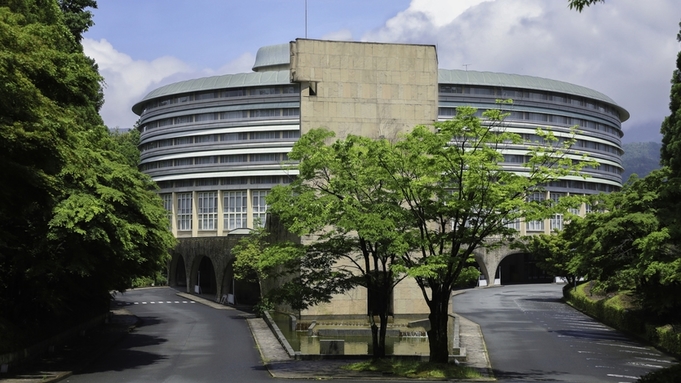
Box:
493;368;565;381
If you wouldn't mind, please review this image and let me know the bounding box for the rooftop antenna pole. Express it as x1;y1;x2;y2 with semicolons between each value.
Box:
463;64;471;71
305;0;308;38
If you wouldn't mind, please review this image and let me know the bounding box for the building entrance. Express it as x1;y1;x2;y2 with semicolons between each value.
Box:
499;253;553;285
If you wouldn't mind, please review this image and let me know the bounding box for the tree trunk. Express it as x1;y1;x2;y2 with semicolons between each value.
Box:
427;289;451;363
367;269;392;359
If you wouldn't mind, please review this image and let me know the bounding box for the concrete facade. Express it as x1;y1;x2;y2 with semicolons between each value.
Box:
291;39;438;139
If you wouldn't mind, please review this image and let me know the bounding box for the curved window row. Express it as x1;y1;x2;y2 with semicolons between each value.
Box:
140;153;290;171
502;154;622;175
156;176;294;190
439;85;620;118
140;130;300;153
142;108;300;132
438;107;620;137
142;85;299;114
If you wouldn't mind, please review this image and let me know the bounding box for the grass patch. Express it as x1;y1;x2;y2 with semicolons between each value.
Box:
343;359;481;379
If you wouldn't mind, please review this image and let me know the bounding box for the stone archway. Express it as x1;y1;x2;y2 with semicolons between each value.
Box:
193;256;217;294
168;253;187;287
498;252;553;285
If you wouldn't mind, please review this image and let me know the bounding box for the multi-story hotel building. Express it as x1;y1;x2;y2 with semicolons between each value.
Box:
132;39;628;312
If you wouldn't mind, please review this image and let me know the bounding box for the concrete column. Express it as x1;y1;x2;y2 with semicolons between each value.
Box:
191;191;198;237
217;190;225;235
170;192;178;238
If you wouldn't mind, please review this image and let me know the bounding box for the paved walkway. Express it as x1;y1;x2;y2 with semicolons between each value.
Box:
0;291;493;382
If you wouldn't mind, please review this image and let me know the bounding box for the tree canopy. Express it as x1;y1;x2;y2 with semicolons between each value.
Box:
0;0;174;344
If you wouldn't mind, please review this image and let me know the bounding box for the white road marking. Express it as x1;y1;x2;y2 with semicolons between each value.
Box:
635;357;673;364
627;362;664;369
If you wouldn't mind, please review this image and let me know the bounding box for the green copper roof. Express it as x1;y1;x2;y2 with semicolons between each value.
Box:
252;43;290;72
439;69;629;121
131;70;291;115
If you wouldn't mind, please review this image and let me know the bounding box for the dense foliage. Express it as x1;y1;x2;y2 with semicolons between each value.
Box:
0;0;175;345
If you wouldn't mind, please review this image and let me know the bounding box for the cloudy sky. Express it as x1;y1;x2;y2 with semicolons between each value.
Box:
83;0;680;143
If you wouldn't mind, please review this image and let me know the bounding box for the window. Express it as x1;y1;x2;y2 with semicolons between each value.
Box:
174;158;193;166
440;85;463;93
174;137;193;145
550;214;563;231
526;219;544;232
221;132;248;141
252;190;269;227
222;177;248;185
224;191;247;230
195;135;216;143
504;218;521;231
221;89;245;97
196;113;217;122
173;116;192;124
439;108;456;116
197;192;217;230
282;86;297;94
177;193;192;231
251;176;277;184
195;91;216;100
250;153;278;162
250;109;280;118
252;87;276;95
282;108;300;116
221;155;247;163
220;111;247;120
196;178;219;186
161;194;173;229
195;156;218;165
251;131;278;140
282;130;300;139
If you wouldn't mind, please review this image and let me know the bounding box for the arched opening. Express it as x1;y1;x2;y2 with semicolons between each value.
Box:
499;253;553;285
196;256;217;294
175;256;187;287
223;261;260;306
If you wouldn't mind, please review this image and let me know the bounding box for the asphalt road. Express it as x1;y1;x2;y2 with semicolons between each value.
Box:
452;284;677;382
63;288;271;383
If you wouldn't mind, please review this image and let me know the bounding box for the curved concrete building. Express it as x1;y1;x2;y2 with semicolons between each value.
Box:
132;39;628;301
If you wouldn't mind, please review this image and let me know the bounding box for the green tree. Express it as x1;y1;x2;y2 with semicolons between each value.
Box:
266;130;412;358
374;106;588;363
0;0;174;340
660;22;681;175
557;172;681;317
109;128;141;168
56;0;97;42
231;226;354;317
520;231;583;287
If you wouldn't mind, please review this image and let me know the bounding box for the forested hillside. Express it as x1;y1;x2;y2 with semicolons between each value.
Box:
621;141;662;182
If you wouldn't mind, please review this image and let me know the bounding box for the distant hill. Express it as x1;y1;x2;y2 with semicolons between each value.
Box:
621;142;662;182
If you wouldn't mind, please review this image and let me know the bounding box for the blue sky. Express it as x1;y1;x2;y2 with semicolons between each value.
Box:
83;0;680;143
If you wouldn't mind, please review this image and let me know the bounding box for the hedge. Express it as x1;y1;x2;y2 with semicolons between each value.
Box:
563;283;680;357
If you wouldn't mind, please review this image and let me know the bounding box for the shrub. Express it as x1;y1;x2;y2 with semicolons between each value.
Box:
636;363;681;383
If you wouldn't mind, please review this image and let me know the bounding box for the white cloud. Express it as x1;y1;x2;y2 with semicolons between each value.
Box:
363;0;680;142
213;53;256;76
321;29;354;41
84;38;193;129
